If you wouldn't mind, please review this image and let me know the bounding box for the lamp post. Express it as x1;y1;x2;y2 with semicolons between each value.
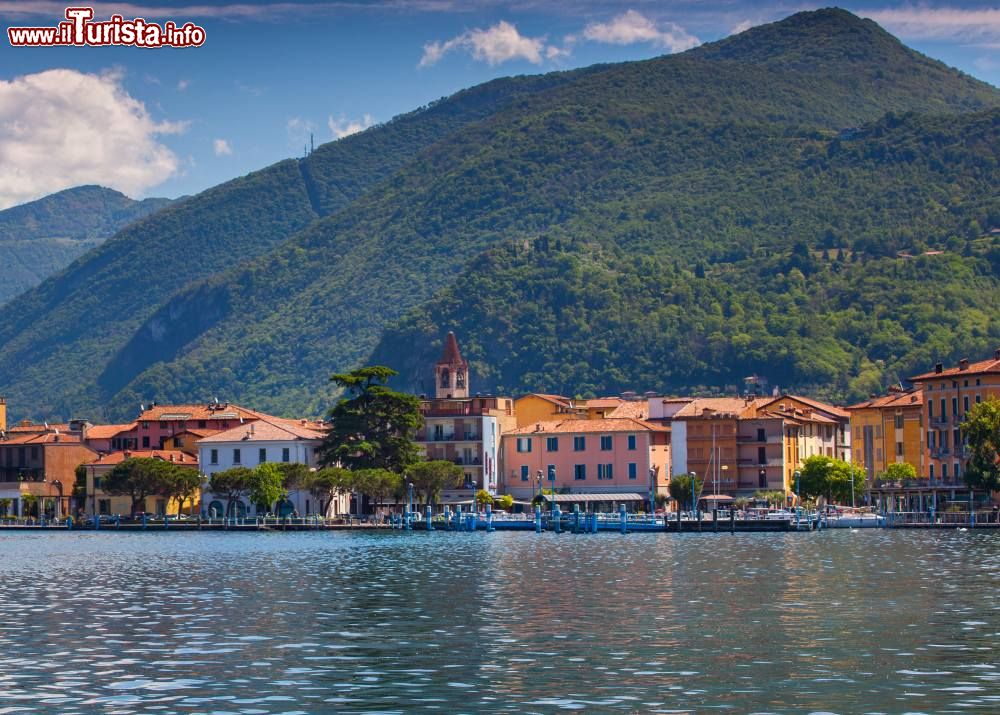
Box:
794;469;802;528
649;467;656;522
50;480;63;519
689;471;698;517
536;469;542;509
406;481;413;530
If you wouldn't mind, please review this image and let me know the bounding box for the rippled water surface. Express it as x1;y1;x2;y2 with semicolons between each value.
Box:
0;529;998;713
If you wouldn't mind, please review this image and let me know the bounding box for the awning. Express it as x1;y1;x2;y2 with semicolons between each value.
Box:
700;494;734;501
541;492;647;503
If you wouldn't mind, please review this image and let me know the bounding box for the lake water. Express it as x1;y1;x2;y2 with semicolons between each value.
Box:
0;529;997;714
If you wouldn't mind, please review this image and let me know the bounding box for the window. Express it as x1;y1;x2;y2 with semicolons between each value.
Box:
94;476;102;489
233;448;241;464
142;436;150;448
600;435;612;451
928;401;933;418
30;446;38;460
976;394;982;404
142;421;149;429
258;448;267;463
929;464;935;480
942;463;948;480
210;449;218;465
955;462;962;478
758;447;766;465
940;398;946;419
159;421;167;429
198;420;206;429
573;436;586;451
597;463;613;480
520;465;529;482
963;396;969;413
896;442;904;456
574;464;586;480
98;499;110;515
756;428;766;442
894;414;904;429
282;447;290;462
628;463;637;479
516;437;532;453
928;432;935;449
546;437;559;452
951;397;958;418
627;435;636;451
439;368;449;388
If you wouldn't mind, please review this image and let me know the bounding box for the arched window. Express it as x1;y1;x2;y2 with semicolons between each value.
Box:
440;368;450;388
208;500;224;518
456;371;466;388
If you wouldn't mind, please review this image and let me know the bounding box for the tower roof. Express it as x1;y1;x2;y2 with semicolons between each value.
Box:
438;331;466;365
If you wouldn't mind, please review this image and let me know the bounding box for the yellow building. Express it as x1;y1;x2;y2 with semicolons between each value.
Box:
81;449;201;517
163;428;219;454
846;387;924;481
513;394;586;427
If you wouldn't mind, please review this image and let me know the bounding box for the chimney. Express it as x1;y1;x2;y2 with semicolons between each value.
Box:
934;363;943;374
959;358;969;371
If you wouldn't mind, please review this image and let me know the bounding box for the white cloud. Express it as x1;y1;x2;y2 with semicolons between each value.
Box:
582;9;700;52
420;20;547;67
213;138;232;156
328;113;375;139
177;78;190;91
859;6;1000;45
731;19;756;35
0;68;183;209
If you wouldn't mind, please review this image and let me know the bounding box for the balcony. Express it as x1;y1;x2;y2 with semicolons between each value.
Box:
452;457;482;467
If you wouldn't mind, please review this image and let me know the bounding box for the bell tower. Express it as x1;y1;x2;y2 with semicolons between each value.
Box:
435;332;469;399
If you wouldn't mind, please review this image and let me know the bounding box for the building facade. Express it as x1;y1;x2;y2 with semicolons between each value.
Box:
501;418;670;505
846;387;924;481
80;449;200;517
0;430;97;518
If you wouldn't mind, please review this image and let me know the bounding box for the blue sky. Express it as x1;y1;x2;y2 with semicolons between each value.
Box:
0;1;997;208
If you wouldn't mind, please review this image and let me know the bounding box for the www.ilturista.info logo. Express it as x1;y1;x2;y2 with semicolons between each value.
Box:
8;7;206;47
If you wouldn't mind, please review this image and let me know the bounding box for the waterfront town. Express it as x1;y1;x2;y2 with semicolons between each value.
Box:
0;332;998;523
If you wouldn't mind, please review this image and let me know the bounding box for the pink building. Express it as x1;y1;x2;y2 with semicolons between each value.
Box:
501;418;670;507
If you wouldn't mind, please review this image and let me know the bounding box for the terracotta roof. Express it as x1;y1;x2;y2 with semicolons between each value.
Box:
518;393;577;409
438;332;466;366
507;418;664;436
910;354;1000;381
170;427;221;438
673;397;767;419
846;389;924;410
196;417;326;444
761;395;850;420
136;403;269;422
587;398;624;410
0;432;82;445
85;423;136;439
84;449;198;466
607;401;650;420
9;422;70;433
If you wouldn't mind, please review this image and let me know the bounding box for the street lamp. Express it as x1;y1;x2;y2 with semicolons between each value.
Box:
794;469;802;528
406;481;413;530
536;469;542;509
648;467;656;521
689;471;698;516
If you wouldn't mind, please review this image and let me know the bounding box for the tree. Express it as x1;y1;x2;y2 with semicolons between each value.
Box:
0;498;11;516
409;460;464;505
103;457;174;515
248;463;286;514
208;466;254;517
961;398;1000;493
497;494;514;511
880;462;917;485
309;467;351;517
160;466;203;516
277;462;312;491
799;455;865;503
318;366;423;472
754;490;786;508
475;489;494;508
668;473;703;510
354;468;402;513
21;493;38;517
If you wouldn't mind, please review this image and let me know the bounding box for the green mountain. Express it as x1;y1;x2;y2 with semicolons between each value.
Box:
0;8;998;421
0;186;172;305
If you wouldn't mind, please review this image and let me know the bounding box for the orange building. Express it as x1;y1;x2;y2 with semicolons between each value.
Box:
910;349;1000;487
0;430;97;517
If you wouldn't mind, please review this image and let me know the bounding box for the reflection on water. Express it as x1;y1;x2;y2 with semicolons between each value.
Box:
0;530;997;713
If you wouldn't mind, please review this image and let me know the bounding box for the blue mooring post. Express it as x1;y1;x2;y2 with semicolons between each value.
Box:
573;504;580;534
553;504;561;534
425;505;433;531
65;516;72;530
406;482;414;530
455;505;463;531
592;511;598;533
94;514;100;531
535;504;542;533
443;505;451;530
619;504;627;534
469;506;477;531
142;513;148;530
486;503;494;532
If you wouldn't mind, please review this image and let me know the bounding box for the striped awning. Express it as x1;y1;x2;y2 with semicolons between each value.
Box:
541;492;647;503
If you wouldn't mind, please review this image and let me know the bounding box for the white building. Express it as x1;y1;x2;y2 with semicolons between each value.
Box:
196;417;348;517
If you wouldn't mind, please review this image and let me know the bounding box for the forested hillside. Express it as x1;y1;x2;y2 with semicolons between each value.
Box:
0;186;172;305
0;8;998;421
